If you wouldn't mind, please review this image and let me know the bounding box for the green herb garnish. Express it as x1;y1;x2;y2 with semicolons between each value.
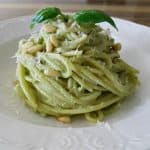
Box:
30;7;118;30
73;10;118;30
30;7;61;29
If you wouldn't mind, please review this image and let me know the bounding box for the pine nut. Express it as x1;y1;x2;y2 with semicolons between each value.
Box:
43;24;56;33
57;116;71;123
26;44;43;54
50;34;59;48
46;38;53;52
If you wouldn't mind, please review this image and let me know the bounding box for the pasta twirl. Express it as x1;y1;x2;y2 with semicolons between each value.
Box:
15;13;139;123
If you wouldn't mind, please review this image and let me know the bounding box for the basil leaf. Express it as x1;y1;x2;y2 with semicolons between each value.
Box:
30;7;61;29
73;10;118;30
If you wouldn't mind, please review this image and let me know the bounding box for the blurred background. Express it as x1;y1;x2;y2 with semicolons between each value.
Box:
0;0;149;26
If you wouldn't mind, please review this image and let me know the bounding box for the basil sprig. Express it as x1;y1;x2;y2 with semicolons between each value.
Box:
30;7;61;29
30;7;118;31
73;10;118;30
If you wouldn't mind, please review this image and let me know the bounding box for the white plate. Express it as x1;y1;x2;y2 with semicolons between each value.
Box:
0;16;150;150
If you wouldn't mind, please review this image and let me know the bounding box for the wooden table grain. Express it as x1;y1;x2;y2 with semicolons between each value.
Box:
0;2;149;26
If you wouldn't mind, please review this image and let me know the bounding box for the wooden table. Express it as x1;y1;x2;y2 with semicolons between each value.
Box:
0;2;149;26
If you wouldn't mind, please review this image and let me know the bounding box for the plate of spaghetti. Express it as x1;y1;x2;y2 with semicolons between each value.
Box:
0;7;149;150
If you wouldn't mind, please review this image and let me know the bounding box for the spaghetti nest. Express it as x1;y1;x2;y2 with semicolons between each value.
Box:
15;15;139;123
